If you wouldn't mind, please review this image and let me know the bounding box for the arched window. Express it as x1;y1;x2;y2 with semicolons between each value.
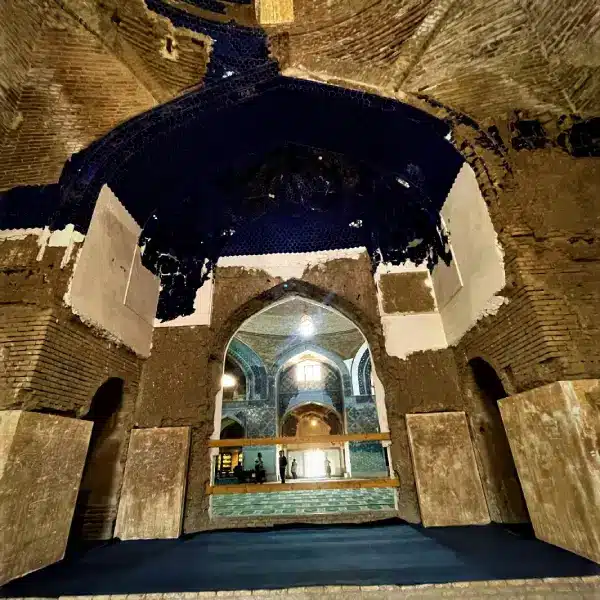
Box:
295;360;322;384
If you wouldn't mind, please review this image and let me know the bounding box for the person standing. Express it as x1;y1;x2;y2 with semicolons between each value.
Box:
291;458;298;480
255;452;266;484
279;450;288;484
325;457;332;478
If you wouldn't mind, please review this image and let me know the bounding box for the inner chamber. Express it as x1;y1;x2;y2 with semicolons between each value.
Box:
214;296;390;495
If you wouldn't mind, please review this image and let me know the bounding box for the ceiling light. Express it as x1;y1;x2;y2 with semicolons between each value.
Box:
222;373;237;388
311;418;318;426
298;313;315;337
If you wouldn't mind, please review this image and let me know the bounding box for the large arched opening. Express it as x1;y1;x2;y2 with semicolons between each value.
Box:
210;294;393;519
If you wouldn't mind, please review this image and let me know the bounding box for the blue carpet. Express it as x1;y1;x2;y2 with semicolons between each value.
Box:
2;521;598;596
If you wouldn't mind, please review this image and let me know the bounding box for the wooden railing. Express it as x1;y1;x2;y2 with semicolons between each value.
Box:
208;477;399;495
209;432;391;448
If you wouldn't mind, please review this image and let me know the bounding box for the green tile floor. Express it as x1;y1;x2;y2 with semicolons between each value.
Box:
211;488;396;518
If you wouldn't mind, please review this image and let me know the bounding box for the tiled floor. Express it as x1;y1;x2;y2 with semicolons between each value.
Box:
211;488;396;517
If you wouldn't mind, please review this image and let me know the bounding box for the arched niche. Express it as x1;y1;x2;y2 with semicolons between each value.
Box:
273;341;353;397
467;357;529;524
70;377;125;543
277;355;345;432
281;404;343;438
227;337;268;400
220;416;245;439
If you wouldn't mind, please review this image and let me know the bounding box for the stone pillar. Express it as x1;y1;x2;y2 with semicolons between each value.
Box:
499;380;600;563
0;411;92;585
114;427;190;540
406;411;490;527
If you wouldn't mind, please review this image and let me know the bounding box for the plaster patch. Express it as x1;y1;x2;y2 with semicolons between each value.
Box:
0;225;85;266
381;313;447;359
0;228;44;241
218;248;365;280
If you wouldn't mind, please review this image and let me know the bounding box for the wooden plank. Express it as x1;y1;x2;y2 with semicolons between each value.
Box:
209;432;391;448
208;478;400;495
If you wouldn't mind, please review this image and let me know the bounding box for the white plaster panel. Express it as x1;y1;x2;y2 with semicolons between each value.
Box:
433;163;506;345
431;243;462;309
381;313;447;359
125;248;161;322
67;185;159;357
218;247;365;280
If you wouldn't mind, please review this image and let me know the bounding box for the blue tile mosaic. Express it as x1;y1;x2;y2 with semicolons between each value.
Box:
211;487;396;518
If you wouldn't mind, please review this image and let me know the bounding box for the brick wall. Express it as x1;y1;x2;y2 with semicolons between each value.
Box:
0;302;142;539
0;305;54;409
0;5;156;190
0;0;49;139
456;151;600;392
0;304;141;413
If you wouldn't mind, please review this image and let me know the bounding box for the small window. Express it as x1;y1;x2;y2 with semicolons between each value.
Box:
296;361;322;383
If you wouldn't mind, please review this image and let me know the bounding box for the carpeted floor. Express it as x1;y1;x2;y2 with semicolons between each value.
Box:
2;521;599;597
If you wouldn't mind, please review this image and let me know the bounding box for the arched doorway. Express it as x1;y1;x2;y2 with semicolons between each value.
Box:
468;358;529;523
70;378;125;543
216;417;245;482
213;295;390;486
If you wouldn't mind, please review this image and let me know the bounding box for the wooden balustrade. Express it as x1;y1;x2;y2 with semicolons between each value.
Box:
209;432;391;448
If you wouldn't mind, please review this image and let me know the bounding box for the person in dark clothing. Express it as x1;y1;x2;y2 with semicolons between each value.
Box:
255;452;266;484
279;450;288;484
233;463;245;484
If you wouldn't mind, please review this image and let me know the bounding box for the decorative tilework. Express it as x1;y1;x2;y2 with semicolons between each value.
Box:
245;401;277;438
211;488;396;518
346;396;380;434
349;442;388;476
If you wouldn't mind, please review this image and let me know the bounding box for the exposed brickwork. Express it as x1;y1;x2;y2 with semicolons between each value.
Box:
457;150;600;392
58;0;212;102
0;6;157;190
0;304;140;413
0;305;55;409
0;236;79;307
0;0;49;139
276;0;600;120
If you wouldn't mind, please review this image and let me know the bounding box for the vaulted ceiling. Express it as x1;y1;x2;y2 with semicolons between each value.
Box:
56;0;600;122
239;297;357;336
274;0;600;121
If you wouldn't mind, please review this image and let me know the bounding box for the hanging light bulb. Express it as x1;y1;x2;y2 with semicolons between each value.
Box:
298;310;315;337
222;373;237;388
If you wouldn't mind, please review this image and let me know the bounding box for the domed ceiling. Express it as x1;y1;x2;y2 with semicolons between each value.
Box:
238;297;357;336
4;0;598;325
